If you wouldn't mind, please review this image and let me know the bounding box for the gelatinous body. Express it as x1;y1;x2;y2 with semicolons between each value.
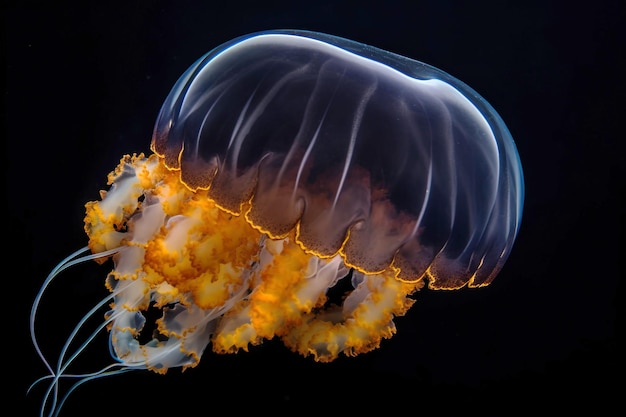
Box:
31;30;523;416
153;30;523;287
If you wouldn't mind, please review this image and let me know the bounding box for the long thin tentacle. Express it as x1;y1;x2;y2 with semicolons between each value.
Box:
29;246;122;417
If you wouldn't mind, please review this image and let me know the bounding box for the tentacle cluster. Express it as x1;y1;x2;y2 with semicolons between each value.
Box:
85;153;421;370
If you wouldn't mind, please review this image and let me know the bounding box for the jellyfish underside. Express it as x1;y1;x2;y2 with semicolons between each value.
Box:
84;153;421;367
30;30;523;417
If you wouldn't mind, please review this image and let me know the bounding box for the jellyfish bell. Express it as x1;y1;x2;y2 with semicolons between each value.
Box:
30;29;524;416
153;30;523;286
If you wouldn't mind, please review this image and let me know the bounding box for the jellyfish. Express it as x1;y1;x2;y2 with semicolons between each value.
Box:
30;29;524;416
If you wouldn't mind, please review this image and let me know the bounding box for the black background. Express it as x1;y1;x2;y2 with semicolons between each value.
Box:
6;1;623;415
